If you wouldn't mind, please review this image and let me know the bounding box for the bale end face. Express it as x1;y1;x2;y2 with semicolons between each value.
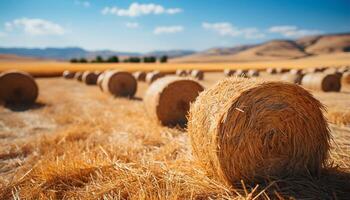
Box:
188;77;330;184
0;71;38;105
146;72;165;84
63;70;75;79
144;77;204;127
101;71;137;97
133;71;147;81
224;69;236;77
191;70;204;80
82;71;99;85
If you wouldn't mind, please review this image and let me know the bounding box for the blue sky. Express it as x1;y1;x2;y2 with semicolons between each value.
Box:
0;0;349;52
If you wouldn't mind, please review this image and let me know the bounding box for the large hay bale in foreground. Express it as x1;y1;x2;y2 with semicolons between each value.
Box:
62;70;75;79
82;71;99;85
176;69;188;77
224;69;236;77
144;77;204;127
191;70;204;80
74;72;83;81
146;71;165;84
133;71;147;81
0;71;38;105
101;71;137;97
301;73;341;92
188;78;330;184
281;73;304;84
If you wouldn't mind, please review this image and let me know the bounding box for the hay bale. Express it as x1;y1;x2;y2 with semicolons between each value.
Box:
266;68;277;74
307;67;326;73
190;70;204;80
144;77;204;127
235;69;248;77
176;69;188;77
101;71;137;97
74;72;83;81
247;69;259;77
82;71;99;85
188;77;330;184
276;68;289;73
133;71;147;81
290;69;303;75
0;70;38;105
62;70;75;79
281;73;304;84
301;73;341;92
224;69;236;77
146;71;165;84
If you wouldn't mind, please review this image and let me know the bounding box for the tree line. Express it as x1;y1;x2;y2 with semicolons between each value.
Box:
70;55;168;63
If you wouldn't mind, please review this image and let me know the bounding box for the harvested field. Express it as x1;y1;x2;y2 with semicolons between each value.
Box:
0;72;350;199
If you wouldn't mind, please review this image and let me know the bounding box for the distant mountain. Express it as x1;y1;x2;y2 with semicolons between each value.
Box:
0;47;195;61
172;32;350;63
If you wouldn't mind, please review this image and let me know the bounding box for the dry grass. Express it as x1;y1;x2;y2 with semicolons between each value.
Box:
0;75;349;199
1;53;350;77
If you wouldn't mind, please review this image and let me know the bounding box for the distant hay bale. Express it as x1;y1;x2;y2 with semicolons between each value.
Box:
188;77;330;184
224;69;236;77
290;69;303;75
133;71;147;81
235;69;248;77
176;69;188;77
281;73;304;84
276;68;289;74
190;70;204;80
266;68;277;74
0;70;38;105
82;71;99;85
301;73;341;92
247;69;259;77
146;71;165;84
101;71;137;97
74;72;83;81
144;77;204;127
307;67;326;73
62;70;75;79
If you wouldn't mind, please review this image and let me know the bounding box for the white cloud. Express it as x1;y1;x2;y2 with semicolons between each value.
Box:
0;32;7;37
126;22;139;28
102;3;182;17
268;26;322;37
154;26;183;35
75;0;90;8
202;22;265;39
5;18;65;36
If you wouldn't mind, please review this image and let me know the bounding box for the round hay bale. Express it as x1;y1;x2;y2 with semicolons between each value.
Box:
133;71;147;81
235;69;248;77
144;77;204;127
281;73;304;84
224;69;236;77
74;72;83;81
62;70;75;79
101;71;137;97
301;73;341;92
266;68;277;74
146;71;165;84
290;69;303;75
307;67;326;73
191;70;204;80
188;77;330;184
0;70;38;105
247;69;259;77
97;72;105;91
82;71;99;85
276;68;289;74
176;69;188;77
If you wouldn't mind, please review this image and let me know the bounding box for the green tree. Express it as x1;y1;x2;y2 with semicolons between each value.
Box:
128;57;141;63
70;58;78;63
79;58;88;63
160;55;168;63
143;56;156;63
107;56;119;63
95;55;104;63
